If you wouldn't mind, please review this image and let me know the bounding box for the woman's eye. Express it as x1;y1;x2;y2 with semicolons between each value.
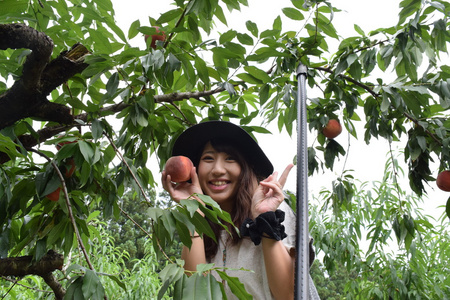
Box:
226;156;236;161
202;155;214;161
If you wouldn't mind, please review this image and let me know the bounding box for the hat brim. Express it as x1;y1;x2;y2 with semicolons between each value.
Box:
172;121;273;178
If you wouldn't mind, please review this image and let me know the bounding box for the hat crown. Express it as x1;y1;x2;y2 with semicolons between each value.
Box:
172;121;273;178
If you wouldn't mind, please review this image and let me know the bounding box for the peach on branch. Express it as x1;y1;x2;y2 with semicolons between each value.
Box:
145;26;166;49
436;170;450;192
165;156;194;182
46;187;61;202
56;140;77;178
322;119;342;139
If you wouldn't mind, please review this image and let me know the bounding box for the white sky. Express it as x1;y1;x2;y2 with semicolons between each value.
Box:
111;0;449;221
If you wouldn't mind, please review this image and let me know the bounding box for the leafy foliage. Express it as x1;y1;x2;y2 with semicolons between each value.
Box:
310;159;450;299
1;0;450;298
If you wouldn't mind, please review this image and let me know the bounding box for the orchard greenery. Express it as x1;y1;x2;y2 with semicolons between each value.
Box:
1;0;450;299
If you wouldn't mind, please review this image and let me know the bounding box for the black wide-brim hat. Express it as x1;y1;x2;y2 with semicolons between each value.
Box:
171;121;273;178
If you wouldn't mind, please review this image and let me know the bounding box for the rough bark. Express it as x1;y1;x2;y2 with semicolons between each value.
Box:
0;250;66;299
0;23;89;130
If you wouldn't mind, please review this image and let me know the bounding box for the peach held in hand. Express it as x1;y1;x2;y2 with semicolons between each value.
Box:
165;156;194;182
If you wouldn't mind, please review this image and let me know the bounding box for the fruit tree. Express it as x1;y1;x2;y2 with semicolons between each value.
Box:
1;0;449;299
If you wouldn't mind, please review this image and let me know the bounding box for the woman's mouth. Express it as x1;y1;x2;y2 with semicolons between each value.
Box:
209;180;230;190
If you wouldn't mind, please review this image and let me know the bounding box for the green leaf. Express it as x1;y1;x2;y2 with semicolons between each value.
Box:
161;210;177;235
272;15;282;31
446;196;450;219
147;207;164;220
128;20;141;39
77;141;94;164
82;270;105;300
65;276;84;300
216;271;252;300
214;4;227;25
219;30;237;44
47;219;67;245
0;134;24;160
236;73;263;84
159;263;185;299
157;8;183;23
244;66;271;83
0;0;28;15
398;0;421;25
181;273;224;300
191;211;216;241
245;21;258;37
354;24;365;36
195;56;210;88
180;199;200;217
380;93;391;112
105;72;120;97
282;7;304;20
89;28;113;54
91;119;103;141
236;33;254;46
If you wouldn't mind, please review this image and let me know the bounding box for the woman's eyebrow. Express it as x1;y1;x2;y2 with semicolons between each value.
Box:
201;150;216;155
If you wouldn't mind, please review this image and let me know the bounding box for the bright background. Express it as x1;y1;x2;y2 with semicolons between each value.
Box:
111;0;448;221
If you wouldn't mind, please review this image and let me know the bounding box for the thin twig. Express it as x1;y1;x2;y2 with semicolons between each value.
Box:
104;133;152;205
1;275;52;294
117;206;174;264
315;66;379;98
29;149;95;271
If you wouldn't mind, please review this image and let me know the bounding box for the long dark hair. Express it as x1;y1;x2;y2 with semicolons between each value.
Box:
193;138;260;260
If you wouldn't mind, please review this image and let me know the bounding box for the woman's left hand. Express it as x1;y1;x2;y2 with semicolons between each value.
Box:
251;164;294;218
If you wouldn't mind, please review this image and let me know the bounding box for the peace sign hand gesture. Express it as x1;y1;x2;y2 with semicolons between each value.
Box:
251;164;294;219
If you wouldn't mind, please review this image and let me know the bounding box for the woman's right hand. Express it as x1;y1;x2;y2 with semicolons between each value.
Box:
161;167;203;202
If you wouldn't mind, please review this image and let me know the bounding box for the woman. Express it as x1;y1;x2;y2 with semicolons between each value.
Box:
162;121;319;300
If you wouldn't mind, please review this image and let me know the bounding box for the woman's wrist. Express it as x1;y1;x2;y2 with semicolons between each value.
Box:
240;210;287;246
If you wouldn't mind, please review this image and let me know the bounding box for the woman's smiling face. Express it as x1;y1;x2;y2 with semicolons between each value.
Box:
197;142;242;212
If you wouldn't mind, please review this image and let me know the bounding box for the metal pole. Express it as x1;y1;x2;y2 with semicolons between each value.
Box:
295;63;309;300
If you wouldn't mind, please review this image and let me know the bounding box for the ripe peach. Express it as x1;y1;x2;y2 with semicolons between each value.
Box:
46;187;61;201
436;170;450;192
56;140;77;150
165;156;193;182
322;119;342;139
64;158;76;178
145;26;166;49
56;140;77;178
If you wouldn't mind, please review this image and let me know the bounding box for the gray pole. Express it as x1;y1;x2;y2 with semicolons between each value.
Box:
295;63;309;300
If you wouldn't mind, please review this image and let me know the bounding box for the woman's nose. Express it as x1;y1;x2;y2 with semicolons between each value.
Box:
211;159;226;175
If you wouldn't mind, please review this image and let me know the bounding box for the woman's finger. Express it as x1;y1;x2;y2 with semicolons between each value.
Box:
190;167;199;186
259;180;283;194
278;164;294;187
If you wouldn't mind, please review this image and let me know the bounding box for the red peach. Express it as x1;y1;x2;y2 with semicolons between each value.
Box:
436;170;450;192
322;119;342;139
65;158;76;178
56;140;77;178
56;140;77;150
165;156;193;182
145;26;166;49
46;187;61;202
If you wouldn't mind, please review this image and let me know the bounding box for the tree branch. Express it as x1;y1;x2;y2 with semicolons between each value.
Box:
0;24;89;130
0;250;63;277
315;66;379;98
30;149;95;273
0;250;65;300
0;87;225;165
